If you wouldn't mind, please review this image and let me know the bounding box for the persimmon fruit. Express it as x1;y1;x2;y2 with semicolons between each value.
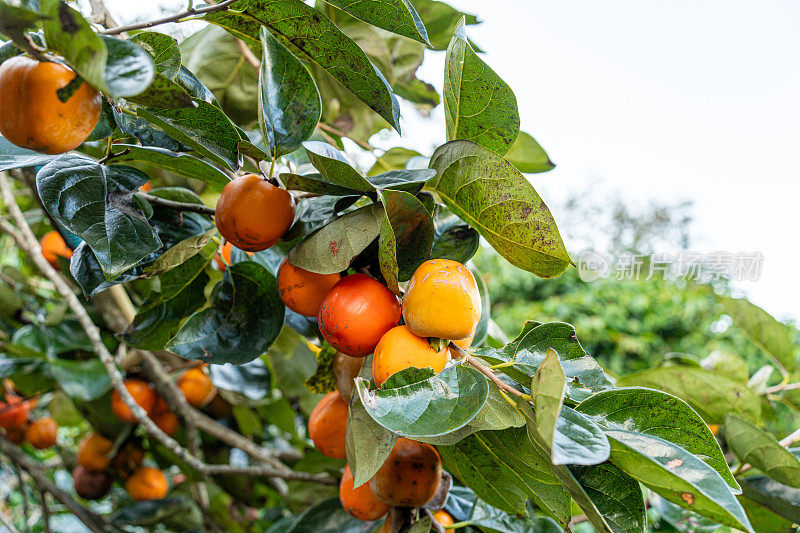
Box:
277;258;341;317
433;510;455;533
25;417;57;449
111;379;157;423
319;274;401;357
334;351;364;402
110;443;145;479
339;464;389;521
40;231;72;269
215;174;295;252
126;466;169;501
0;56;101;154
73;465;112;500
214;241;233;270
308;391;348;459
177;367;217;408
402;259;481;342
77;433;113;471
154;411;179;437
372;325;451;388
370;438;442;507
0;396;30;429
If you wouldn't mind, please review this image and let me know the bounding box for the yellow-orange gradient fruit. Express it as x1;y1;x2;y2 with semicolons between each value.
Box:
434;510;455;532
319;274;401;357
25;417;57;449
77;433;113;471
111;380;157;423
177;367;217;408
125;466;168;501
0;396;30;429
40;231;72;269
402;259;481;341
72;465;112;500
215;174;295;252
370;438;442;507
339;464;390;521
277;258;341;317
372;326;451;388
0;56;101;154
308;391;348;459
334;351;364;402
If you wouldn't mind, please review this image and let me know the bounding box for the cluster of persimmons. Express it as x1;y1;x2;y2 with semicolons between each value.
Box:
0;388;58;450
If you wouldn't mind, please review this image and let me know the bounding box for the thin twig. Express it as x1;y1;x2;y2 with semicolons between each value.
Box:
99;0;239;35
237;39;260;69
317;122;373;152
765;381;800;395
137;193;216;216
88;0;118;29
13;463;30;533
39;491;50;533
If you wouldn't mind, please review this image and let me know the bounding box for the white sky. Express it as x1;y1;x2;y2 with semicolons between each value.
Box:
102;0;800;321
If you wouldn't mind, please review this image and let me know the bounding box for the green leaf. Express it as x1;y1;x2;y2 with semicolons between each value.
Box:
440;427;570;522
129;32;181;78
430;206;480;264
444;18;519;155
143;231;216;277
569;464;647;533
531;348;565;448
209;359;271;401
36;155;161;279
577;387;740;492
0;4;40;45
355;363;489;438
552;406;610;466
206;0;401;132
0;137;58;171
167;262;284;364
267;327;324;413
137;99;242;171
413;0;480;50
378;189;434;292
605;430;752;532
303;141;374;192
126;72;194;109
368;147;423;176
722;296;796;371
444;486;565;533
101;36;157;98
304;343;339;394
324;0;430;45
617;367;761;424
287;203;383;274
259;28;321;158
725;414;800;488
738;494;796;533
700;350;750;384
276;497;372;532
429;140;570;278
47;358;112;401
104;145;231;192
739;475;800;524
505;132;555;174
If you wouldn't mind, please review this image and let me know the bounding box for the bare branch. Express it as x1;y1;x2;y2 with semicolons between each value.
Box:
237;39;260;70
88;0;118;29
137;193;216;216
99;0;239;36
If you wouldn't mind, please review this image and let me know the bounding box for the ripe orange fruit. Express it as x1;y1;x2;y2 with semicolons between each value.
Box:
308;391;348;459
177;367;217;408
334;351;364;402
402;259;481;342
72;465;112;500
153;411;179;437
215;174;295;252
111;380;157;423
370;438;442;507
339;464;389;521
0;396;30;429
77;433;113;471
25;417;57;449
372;326;451;388
214;241;233;271
0;56;101;154
433;510;455;533
39;231;72;269
277;258;341;317
319;274;401;357
126;467;169;501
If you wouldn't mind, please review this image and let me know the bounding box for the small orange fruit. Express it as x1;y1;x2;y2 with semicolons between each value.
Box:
339;464;389;521
77;433;113;471
433;510;455;533
214;241;233;271
25;417;57;449
402;259;481;342
308;391;348;459
125;466;169;501
0;56;101;154
215;174;295;252
111;380;157;423
154;411;180;437
39;231;73;269
277;258;341;317
334;351;364;402
72;465;112;500
0;396;30;429
177;367;217;408
370;438;442;508
372;325;451;388
319;274;401;357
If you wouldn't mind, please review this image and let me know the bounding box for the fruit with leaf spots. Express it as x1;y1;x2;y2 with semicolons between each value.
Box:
339;464;389;521
372;325;451;388
77;433;113;472
370;438;442;507
125;466;169;501
215;174;295;252
111;379;157;423
278;258;341;317
72;466;113;500
308;391;348;459
39;231;72;269
0;396;30;430
334;351;364;401
402;259;481;342
0;56;101;154
318;273;401;357
178;367;217;408
25;417;57;449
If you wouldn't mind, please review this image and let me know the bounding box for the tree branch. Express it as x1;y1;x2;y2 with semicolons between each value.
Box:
237;39;260;70
99;0;239;35
449;343;528;399
137;193;216;216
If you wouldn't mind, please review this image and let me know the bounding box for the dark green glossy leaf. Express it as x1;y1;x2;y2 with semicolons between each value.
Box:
368;169;434;193
37;155;161;279
739;475;800;524
208;359;271;401
444;486;565;533
47;358;111;401
129;32;181;78
167;262;284;364
207;0;401;132
531;348;565;448
101;35;157;98
429;140;569;278
722;297;796;372
325;0;430;45
505;132;555;174
303;141;374;191
273;497;376;532
0;136;57;171
285;195;359;241
650;494;723;533
378;189;434;292
569;463;646;533
725;414;800;488
578;387;739;491
617;367;761;424
126;72;194;109
552;406;610;466
355;363;489;438
86;99;117;142
444;18;519;155
431;206;480;263
282;172;362;196
259;27;321;158
287;203;383;274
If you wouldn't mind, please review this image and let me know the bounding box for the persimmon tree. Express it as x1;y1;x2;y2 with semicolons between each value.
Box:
0;1;799;532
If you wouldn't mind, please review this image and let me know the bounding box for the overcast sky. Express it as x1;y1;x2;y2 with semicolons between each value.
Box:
102;0;800;321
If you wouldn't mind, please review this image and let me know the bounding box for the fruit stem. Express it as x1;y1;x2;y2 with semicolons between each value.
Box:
268;158;276;179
